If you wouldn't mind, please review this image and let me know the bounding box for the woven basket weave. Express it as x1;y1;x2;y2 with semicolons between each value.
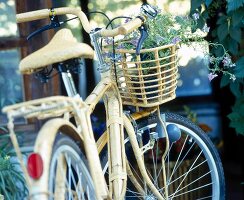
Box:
111;43;178;107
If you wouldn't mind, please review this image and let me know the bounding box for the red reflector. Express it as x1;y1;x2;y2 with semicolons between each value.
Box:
27;153;43;179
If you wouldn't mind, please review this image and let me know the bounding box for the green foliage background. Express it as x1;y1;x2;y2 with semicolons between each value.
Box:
190;0;244;135
0;128;28;200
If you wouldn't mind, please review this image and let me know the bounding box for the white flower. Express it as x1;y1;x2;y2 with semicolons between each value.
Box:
208;73;218;81
4;155;10;160
210;56;215;64
202;24;210;33
192;13;199;20
230;74;236;81
222;56;232;67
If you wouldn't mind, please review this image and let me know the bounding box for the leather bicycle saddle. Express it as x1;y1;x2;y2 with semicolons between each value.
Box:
19;28;94;74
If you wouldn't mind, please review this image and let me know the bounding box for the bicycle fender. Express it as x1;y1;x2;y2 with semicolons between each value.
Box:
29;118;84;199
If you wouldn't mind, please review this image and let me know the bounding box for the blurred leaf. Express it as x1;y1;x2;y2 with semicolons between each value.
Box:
206;0;213;7
229;27;241;42
230;81;242;97
198;123;212;132
202;9;209;19
220;74;231;87
216;15;227;25
228;98;244;135
211;28;217;37
190;0;204;11
227;0;244;12
217;22;229;41
197;16;206;29
234;57;244;78
0;126;8;132
211;42;225;56
225;36;239;55
227;37;239;55
232;8;244;26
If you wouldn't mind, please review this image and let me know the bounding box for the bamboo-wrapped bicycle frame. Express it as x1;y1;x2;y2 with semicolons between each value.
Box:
2;5;171;200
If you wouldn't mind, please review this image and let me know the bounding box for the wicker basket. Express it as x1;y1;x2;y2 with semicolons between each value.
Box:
111;43;178;107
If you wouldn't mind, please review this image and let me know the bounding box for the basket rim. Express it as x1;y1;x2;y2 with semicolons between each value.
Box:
115;43;176;54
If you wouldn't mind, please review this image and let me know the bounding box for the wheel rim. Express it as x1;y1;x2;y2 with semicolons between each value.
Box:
49;145;95;200
103;122;221;199
170;123;220;199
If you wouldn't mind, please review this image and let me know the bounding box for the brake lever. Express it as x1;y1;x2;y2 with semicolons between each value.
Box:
135;3;157;55
136;24;148;55
27;23;60;40
27;8;61;40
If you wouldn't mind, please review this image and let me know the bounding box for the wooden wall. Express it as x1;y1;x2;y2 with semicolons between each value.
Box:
15;0;61;100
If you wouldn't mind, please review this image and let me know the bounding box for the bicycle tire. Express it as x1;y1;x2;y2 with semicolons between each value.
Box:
102;112;225;199
48;134;96;200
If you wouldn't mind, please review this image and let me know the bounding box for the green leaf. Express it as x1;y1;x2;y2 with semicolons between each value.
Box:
220;74;231;87
216;15;227;25
234;57;244;78
235;70;244;78
0;173;5;188
201;10;209;19
217;22;229;41
230;81;242;97
227;38;239;55
228;97;244;135
206;0;213;7
229;120;244;135
191;0;204;11
0;127;8;132
227;0;244;12
232;8;244;26
229;27;241;42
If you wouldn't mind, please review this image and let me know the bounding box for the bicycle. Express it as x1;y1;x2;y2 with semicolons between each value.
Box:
2;3;225;200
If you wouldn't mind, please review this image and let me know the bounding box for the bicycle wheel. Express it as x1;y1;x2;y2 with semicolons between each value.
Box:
48;134;96;200
102;112;225;199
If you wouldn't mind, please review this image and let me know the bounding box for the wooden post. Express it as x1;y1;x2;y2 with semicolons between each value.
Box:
16;0;61;101
79;0;95;94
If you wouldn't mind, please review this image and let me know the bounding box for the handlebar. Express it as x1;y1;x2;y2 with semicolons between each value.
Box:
16;7;144;37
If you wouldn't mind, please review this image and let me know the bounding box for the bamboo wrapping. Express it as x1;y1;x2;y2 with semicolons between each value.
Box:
16;7;143;37
70;102;108;199
2;96;108;199
103;86;127;199
16;7;92;34
110;44;178;107
123;113;165;200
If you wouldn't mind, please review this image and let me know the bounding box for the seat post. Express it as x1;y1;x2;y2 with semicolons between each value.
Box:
61;71;78;97
57;63;79;98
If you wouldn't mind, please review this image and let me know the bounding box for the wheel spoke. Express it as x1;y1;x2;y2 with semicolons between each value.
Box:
168;135;189;183
168;139;196;184
171;170;212;194
169;182;213;198
170;150;203;199
126;187;144;196
166;143;174;180
168;159;208;187
50;140;95;200
128;161;144;185
65;153;75;200
56;155;74;199
196;195;214;200
151;145;158;185
102;113;224;200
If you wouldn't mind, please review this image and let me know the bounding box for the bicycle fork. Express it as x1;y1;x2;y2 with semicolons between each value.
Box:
123;108;169;200
103;86;127;199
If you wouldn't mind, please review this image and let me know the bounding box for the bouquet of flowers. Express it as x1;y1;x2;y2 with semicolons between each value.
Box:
102;7;236;107
104;7;236;82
